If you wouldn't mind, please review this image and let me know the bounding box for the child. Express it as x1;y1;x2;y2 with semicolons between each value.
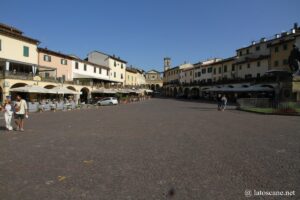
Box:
3;99;13;131
221;95;228;111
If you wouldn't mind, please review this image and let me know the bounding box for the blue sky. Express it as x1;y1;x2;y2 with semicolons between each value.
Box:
1;0;300;71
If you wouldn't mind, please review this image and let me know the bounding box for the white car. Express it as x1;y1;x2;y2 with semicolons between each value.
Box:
97;97;118;106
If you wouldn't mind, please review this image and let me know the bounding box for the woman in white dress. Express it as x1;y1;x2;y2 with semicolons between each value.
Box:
3;99;13;131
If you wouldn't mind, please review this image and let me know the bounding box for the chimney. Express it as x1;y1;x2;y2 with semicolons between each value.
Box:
251;41;256;45
260;37;266;42
294;23;298;29
275;34;280;39
291;28;296;34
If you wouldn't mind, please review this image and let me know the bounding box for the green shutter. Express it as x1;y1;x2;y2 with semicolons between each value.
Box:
23;46;29;57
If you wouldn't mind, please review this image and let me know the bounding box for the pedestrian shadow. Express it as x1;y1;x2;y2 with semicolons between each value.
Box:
187;106;237;111
0;126;7;131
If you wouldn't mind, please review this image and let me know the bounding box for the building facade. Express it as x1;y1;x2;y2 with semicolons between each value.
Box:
38;48;73;82
87;51;127;85
145;69;163;90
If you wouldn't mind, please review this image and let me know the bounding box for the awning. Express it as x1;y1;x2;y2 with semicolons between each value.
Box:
73;72;109;80
145;89;153;93
49;86;81;95
10;85;54;94
206;85;275;92
92;88;116;94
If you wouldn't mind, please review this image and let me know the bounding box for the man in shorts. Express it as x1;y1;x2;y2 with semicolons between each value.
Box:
14;95;28;132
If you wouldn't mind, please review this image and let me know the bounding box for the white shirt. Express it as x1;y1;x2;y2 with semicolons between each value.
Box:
16;99;28;114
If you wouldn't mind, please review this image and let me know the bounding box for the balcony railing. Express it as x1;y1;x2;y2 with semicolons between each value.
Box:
163;75;291;87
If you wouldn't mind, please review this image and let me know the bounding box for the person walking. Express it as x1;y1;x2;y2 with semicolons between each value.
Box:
221;95;228;111
217;94;222;111
14;95;28;132
3;99;13;131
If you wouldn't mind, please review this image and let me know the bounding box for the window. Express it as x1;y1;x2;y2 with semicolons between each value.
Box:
121;73;123;79
201;68;206;74
0;39;2;51
114;61;116;67
45;73;50;78
246;49;249;54
223;65;227;73
75;62;79;69
198;72;201;77
128;75;130;80
257;73;260;78
239;65;242;70
208;67;212;73
257;61;260;67
44;55;51;62
274;61;279;67
283;59;288;65
99;68;102;74
247;63;250;68
23;46;29;57
107;71;109;76
218;67;221;74
255;46;260;51
232;64;235;71
213;68;216;74
245;74;252;79
61;59;67;65
84;64;87;71
62;75;66;81
94;67;96;73
121;64;123;69
239;51;242;56
275;46;279;52
190;71;192;76
283;44;288;51
114;72;116;78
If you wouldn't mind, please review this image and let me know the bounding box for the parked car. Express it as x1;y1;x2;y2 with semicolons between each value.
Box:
96;97;118;106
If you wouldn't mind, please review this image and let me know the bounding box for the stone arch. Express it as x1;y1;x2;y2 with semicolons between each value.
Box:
44;85;56;89
80;87;90;103
67;86;76;91
184;87;190;98
174;87;178;97
191;87;200;98
155;84;161;91
0;86;3;103
10;83;28;100
151;84;156;91
178;87;183;95
10;82;28;89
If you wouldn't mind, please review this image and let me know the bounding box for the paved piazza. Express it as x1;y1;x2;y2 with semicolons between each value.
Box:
0;99;299;199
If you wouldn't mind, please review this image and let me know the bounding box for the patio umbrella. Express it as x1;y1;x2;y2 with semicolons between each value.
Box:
50;86;81;95
10;85;53;94
92;88;116;94
145;89;153;93
117;89;130;94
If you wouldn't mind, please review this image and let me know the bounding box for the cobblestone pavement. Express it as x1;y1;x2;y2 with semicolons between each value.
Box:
0;98;299;200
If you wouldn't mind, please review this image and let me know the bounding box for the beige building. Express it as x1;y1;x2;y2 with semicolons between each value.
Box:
87;51;127;85
180;66;194;84
269;33;300;71
125;67;146;87
145;70;163;90
125;67;138;86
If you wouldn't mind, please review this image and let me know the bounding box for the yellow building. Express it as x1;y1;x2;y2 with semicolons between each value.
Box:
0;23;92;102
269;33;300;71
125;67;138;86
